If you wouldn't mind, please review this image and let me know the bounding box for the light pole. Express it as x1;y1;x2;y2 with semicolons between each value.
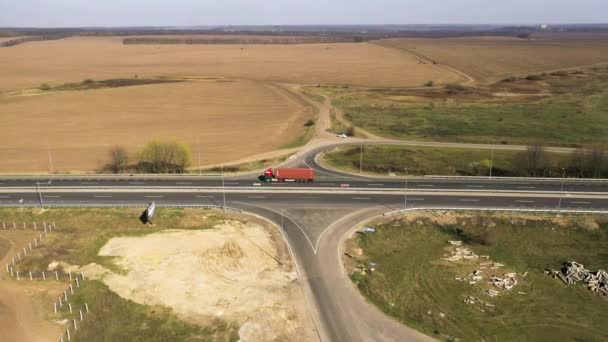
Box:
359;144;363;174
221;165;226;211
36;175;44;209
404;168;408;211
197;138;202;176
558;168;566;213
489;145;494;178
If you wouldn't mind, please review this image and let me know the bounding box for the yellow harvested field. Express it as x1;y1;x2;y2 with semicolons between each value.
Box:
376;36;608;83
0;80;311;172
0;37;462;90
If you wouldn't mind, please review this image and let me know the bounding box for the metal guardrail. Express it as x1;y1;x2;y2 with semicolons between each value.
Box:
383;207;608;216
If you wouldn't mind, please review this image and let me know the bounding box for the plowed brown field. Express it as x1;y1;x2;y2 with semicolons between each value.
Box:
0;80;311;172
0;36;462;91
376;36;608;83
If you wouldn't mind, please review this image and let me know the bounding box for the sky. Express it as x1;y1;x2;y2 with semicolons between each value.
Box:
0;0;606;27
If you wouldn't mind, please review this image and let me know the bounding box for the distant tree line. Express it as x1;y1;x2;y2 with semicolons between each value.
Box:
104;140;192;174
0;35;68;47
122;36;358;45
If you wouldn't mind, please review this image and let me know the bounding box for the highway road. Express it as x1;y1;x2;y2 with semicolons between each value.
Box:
2;145;608;342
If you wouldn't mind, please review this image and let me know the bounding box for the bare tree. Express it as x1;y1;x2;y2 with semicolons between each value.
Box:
524;144;546;177
588;145;605;178
569;148;587;178
106;146;129;174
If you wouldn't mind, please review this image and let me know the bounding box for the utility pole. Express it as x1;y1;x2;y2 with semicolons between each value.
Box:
197;138;201;176
36;175;44;208
221;165;226;211
558;168;566;213
404;168;408;211
359;144;363;174
489;145;494;178
47;145;54;174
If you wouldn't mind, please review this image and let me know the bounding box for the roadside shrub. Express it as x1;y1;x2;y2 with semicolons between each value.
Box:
82;78;94;84
105;146;129;174
525;74;544;81
480;228;498;246
39;83;51;91
501;76;518;83
345;125;355;137
424;80;434;87
550;71;568;77
304;119;315;127
135;140;192;173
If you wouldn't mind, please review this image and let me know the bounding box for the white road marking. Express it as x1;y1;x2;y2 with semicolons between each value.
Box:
45;196;61;198
144;196;164;198
247;196;266;199
466;185;485;188
94;195;112;198
517;186;536;189
196;196;215;198
459;199;480;202
352;197;371;200
417;184;435;187
570;201;591;204
515;200;535;203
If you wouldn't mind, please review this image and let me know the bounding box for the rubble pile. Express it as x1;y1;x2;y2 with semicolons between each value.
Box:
546;261;608;296
444;241;523;300
443;245;479;262
489;273;518;290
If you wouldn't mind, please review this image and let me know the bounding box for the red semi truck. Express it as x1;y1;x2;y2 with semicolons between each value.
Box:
260;168;314;182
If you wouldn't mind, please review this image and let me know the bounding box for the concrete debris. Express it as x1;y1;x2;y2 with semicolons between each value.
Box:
517;292;526;295
439;312;446;318
443;247;478;262
546;261;608;297
486;289;499;297
448;240;462;246
489;274;518;290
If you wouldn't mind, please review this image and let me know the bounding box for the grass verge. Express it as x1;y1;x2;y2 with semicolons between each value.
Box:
322;144;593;178
347;212;608;341
68;281;238;341
320;66;608;146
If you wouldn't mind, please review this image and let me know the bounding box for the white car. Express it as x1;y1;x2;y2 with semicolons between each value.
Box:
336;133;348;138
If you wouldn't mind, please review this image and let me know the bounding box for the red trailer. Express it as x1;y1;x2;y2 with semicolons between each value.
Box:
262;168;314;182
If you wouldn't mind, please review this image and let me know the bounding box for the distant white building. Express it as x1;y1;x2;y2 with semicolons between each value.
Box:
540;24;549;31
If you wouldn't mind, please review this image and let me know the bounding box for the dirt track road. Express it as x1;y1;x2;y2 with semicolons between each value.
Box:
0;234;62;342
